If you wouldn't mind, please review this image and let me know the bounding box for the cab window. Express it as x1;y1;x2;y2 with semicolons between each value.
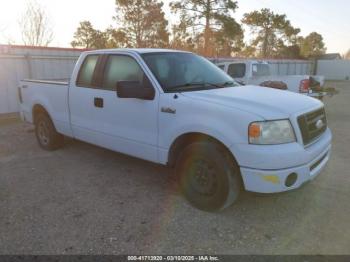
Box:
102;55;144;90
227;63;246;78
76;55;99;87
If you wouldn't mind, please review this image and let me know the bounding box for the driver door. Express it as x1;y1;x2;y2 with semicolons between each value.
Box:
71;53;159;163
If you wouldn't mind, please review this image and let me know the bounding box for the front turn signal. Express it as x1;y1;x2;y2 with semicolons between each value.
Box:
249;123;261;139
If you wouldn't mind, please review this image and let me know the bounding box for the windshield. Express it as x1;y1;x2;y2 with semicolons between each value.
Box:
252;63;271;77
142;52;239;92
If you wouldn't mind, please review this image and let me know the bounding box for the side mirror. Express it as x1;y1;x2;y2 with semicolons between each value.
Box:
116;81;155;100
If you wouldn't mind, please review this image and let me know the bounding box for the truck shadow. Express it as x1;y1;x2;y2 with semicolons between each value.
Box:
63;136;317;216
1;123;336;254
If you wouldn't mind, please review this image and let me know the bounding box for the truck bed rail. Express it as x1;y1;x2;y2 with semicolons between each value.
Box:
22;79;69;86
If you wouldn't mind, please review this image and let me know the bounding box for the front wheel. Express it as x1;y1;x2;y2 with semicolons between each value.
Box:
175;142;241;212
34;113;64;151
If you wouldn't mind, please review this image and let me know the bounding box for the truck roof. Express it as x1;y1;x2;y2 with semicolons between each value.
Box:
83;48;191;55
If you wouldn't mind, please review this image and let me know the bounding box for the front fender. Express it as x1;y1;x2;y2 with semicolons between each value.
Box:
158;93;261;164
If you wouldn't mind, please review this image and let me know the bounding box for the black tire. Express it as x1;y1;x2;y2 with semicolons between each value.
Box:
175;142;241;212
34;113;64;151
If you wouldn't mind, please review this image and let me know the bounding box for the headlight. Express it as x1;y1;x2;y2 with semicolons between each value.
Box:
249;120;296;145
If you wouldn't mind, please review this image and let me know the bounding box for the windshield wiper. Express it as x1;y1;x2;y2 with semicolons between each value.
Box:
169;82;224;91
217;81;236;87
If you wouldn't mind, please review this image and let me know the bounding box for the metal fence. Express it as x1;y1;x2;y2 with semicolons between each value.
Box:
316;60;350;80
0;45;83;114
268;60;315;75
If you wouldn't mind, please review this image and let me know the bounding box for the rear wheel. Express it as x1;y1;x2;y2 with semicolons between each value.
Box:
175;142;241;212
34;113;64;151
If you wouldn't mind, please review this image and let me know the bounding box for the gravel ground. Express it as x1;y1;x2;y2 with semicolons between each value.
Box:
0;81;349;255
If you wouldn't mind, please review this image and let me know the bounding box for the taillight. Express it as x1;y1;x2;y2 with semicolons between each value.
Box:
299;79;310;93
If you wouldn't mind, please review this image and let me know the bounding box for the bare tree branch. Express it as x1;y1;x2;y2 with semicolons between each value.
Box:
19;0;54;46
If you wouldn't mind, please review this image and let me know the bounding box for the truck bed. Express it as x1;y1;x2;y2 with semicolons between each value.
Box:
20;79;72;137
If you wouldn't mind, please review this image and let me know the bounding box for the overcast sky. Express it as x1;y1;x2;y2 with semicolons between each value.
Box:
0;0;349;54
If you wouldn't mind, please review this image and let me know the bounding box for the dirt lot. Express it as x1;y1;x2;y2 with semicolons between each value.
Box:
0;81;349;255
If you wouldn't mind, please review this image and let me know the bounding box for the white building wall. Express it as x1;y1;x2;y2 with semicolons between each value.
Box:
0;45;83;114
317;60;350;80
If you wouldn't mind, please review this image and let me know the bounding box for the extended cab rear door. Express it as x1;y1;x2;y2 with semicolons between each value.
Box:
69;52;159;163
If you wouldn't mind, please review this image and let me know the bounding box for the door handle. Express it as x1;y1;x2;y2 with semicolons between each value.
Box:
94;97;104;108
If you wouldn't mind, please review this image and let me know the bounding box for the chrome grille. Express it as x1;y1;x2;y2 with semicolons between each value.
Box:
298;107;327;146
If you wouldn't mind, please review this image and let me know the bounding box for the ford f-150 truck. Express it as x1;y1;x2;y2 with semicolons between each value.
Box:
19;49;332;212
216;60;327;98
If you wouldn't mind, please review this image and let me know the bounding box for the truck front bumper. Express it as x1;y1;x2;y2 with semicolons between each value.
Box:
234;129;332;193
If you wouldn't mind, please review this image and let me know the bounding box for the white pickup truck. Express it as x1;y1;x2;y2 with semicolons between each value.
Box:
216;60;326;98
19;49;332;212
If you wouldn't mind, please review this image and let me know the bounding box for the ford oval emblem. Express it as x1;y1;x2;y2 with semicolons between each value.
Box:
316;119;324;129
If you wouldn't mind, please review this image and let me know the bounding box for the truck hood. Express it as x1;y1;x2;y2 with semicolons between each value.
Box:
181;85;322;120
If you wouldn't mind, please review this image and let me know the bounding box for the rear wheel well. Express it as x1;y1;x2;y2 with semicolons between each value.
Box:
32;104;49;124
168;133;238;168
32;104;64;150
